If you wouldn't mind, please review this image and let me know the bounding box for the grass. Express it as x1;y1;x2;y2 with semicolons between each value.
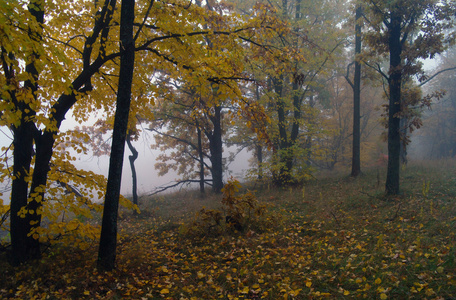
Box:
1;160;456;299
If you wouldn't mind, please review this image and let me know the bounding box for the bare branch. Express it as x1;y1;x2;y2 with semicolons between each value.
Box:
147;179;213;196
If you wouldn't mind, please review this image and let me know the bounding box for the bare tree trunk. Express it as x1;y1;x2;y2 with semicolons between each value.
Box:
208;105;224;194
256;145;263;180
196;124;205;195
385;10;402;195
126;135;138;206
351;5;362;177
98;0;135;271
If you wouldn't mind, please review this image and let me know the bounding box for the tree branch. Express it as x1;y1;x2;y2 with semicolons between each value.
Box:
147;179;213;196
419;66;456;87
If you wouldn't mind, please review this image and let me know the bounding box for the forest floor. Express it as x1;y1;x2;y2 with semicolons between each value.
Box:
1;160;456;299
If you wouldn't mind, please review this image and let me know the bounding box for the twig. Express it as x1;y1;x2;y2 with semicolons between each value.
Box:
386;203;402;222
360;190;376;199
330;211;341;227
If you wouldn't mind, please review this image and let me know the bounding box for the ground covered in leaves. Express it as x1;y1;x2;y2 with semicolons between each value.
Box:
1;161;456;299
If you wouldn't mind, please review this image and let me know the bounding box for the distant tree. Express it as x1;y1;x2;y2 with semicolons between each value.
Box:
149;84;215;194
362;0;456;195
234;0;347;185
344;3;363;177
413;47;456;159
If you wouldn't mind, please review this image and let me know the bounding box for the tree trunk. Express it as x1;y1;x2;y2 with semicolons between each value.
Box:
10;121;35;265
399;117;408;165
98;0;135;271
256;145;263;180
9;0;44;265
273;76;292;185
351;5;362;177
304;95;315;166
385;10;402;195
208;105;223;194
126;135;138;206
196;124;205;195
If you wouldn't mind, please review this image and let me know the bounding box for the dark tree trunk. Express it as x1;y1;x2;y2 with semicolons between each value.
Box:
208;105;223;194
399;117;408;165
98;0;135;271
256;145;263;180
196;124;205;195
273;76;292;185
304;95;315;166
25;131;54;260
126;135;138;205
10;120;35;265
351;5;362;177
9;0;43;265
385;10;402;195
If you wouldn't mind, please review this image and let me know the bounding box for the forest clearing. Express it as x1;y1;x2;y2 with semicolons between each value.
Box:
2;0;456;298
1;161;455;299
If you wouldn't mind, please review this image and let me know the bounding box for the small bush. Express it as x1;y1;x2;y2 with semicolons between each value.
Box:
181;179;281;237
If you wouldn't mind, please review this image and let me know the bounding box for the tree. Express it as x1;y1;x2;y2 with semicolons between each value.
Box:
1;0;133;265
6;0;44;266
415;48;456;159
362;0;456;195
344;3;363;177
244;0;347;185
98;0;135;271
149;84;215;194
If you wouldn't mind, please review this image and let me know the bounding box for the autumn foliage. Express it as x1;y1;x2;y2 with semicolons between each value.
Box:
1;162;456;298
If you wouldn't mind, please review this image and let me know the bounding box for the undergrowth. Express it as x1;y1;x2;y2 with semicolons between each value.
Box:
1;161;456;299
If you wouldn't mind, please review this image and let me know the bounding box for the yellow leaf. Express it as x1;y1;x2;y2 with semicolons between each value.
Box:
240;286;249;294
375;278;382;285
380;293;388;299
83;291;90;295
305;281;312;288
160;288;169;294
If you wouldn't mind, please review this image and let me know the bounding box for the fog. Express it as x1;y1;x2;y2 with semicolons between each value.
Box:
0;116;252;205
75;132;251;198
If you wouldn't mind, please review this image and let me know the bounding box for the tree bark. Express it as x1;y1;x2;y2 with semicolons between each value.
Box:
126;135;138;205
208;105;224;194
385;10;402;195
351;5;362;177
10;119;35;265
196;124;205;195
9;0;43;265
98;0;135;271
273;76;292;185
256;145;263;180
399;117;408;165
